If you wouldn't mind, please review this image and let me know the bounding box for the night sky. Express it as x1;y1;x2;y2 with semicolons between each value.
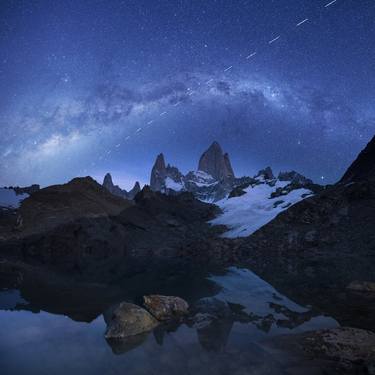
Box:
1;0;375;188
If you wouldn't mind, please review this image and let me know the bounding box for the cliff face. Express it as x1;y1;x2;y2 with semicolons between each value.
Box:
150;153;167;191
198;141;235;181
148;141;237;201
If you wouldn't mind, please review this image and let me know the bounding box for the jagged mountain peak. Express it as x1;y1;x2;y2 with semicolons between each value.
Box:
278;171;313;185
102;173;141;200
198;141;235;181
103;173;114;188
255;167;275;181
156;152;165;163
209;140;223;151
128;181;141;199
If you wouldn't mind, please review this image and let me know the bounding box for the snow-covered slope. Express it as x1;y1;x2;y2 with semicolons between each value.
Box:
210;180;312;238
0;188;29;209
165;177;184;191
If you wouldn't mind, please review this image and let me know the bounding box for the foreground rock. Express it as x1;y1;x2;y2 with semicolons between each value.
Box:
301;328;375;372
105;302;158;338
143;295;189;321
347;280;375;293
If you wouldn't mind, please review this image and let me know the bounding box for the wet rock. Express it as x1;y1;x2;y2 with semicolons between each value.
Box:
143;295;189;321
105;302;158;338
106;332;149;355
347;280;375;293
301;327;375;371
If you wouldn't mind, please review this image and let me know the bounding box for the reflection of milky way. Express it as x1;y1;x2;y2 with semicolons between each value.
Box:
1;1;375;187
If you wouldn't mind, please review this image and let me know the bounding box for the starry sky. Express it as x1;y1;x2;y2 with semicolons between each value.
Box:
1;0;375;189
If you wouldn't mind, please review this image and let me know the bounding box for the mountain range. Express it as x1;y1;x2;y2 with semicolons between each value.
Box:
102;141;318;206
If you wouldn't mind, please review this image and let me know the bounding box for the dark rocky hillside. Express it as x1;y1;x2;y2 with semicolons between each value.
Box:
231;137;375;330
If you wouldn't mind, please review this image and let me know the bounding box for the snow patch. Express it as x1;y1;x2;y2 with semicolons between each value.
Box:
210;180;311;238
165;177;184;191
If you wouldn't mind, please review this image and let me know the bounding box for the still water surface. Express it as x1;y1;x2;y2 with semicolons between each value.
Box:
0;267;338;375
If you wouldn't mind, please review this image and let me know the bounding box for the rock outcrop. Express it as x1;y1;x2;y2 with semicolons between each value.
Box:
104;302;158;338
255;167;274;180
300;327;375;372
198;141;235;181
150;154;184;192
347;280;375;293
278;170;312;185
143;295;189;321
150;153;167;191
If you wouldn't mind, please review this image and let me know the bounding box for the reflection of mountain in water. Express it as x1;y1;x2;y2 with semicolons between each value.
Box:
0;266;340;374
88;267;339;355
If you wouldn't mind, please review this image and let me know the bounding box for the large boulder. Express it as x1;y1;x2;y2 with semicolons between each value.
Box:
105;302;158;338
143;295;189;321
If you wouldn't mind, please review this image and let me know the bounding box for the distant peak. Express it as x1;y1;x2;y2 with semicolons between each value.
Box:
198;141;235;181
103;173;114;187
156;153;165;162
208;141;223;151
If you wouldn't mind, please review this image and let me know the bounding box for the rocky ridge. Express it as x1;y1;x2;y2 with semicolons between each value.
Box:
103;173;140;200
148;141;316;202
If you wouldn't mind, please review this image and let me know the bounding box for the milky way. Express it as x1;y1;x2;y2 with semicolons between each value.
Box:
1;0;375;188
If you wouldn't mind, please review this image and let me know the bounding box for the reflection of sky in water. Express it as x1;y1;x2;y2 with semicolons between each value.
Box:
0;268;339;375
